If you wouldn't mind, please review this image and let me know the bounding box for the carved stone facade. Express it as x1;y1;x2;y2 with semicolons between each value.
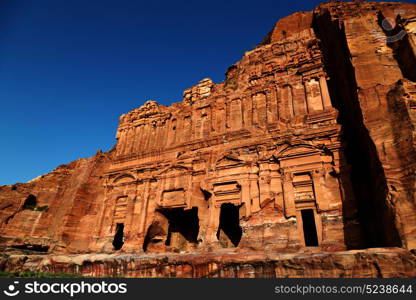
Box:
0;1;415;277
91;21;346;253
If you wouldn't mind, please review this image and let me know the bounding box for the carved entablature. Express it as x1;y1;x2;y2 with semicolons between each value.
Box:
192;159;207;175
116;101;173;152
305;109;338;125
109;173;137;187
277;143;320;157
156;165;189;179
225;64;238;81
156;165;193;209
212;181;241;205
195;105;211;117
213;181;241;196
160;188;186;208
248;76;261;86
258;39;303;57
119;100;170;126
305;39;321;59
183;78;214;104
298;65;325;82
270;38;321;78
274;143;327;170
292;172;316;210
248;74;275;89
284;40;300;53
215;155;245;171
270;54;288;69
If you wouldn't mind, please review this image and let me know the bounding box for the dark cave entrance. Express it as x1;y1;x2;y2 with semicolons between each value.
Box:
163;207;199;250
22;195;37;210
301;209;319;247
112;223;124;250
217;203;242;247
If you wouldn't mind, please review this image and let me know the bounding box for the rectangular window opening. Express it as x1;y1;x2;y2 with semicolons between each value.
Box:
301;209;318;246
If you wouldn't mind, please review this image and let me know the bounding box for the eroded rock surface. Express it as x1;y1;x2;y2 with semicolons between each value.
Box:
1;1;415;277
1;248;414;278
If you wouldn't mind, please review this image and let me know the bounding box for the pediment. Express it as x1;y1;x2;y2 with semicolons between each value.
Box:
158;165;189;176
215;155;244;168
213;181;241;196
113;174;136;184
277;145;319;158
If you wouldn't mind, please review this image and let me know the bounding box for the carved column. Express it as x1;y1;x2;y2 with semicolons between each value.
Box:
155;122;163;150
249;167;260;213
274;85;280;120
95;180;111;239
225;101;231;129
157;120;167;149
201;106;211;137
266;88;277;123
229;99;243;129
138;180;151;239
204;195;221;244
304;78;324;112
311;169;328;211
242;96;252;127
293;83;308;116
319;76;332;109
269;164;283;210
141;180;159;244
280;85;295;118
282;172;296;217
133;125;143;154
193;109;201;139
240;180;251;217
168;118;177;145
258;162;271;207
176;117;184;143
118;129;128;156
141;124;149;151
128;126;136;154
184;116;192;141
126;182;146;251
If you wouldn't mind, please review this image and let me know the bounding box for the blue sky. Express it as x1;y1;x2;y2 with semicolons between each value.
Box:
0;0;376;184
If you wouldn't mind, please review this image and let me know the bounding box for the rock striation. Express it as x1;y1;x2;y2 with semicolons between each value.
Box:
1;1;416;277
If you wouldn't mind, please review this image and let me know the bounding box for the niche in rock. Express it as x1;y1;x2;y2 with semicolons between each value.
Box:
146;207;200;253
112;223;124;250
217;203;242;247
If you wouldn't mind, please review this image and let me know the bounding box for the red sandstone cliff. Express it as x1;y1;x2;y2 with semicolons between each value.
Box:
0;1;415;277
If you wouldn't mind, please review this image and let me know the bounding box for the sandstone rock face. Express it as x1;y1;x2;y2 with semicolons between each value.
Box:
2;248;415;278
0;1;415;277
314;1;416;250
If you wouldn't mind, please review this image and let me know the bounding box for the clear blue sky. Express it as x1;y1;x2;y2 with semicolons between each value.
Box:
0;0;387;185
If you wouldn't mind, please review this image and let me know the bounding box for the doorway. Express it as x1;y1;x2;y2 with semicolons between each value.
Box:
301;209;318;246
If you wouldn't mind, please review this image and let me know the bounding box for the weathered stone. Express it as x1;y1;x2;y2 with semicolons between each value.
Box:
0;1;415;277
1;248;414;278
